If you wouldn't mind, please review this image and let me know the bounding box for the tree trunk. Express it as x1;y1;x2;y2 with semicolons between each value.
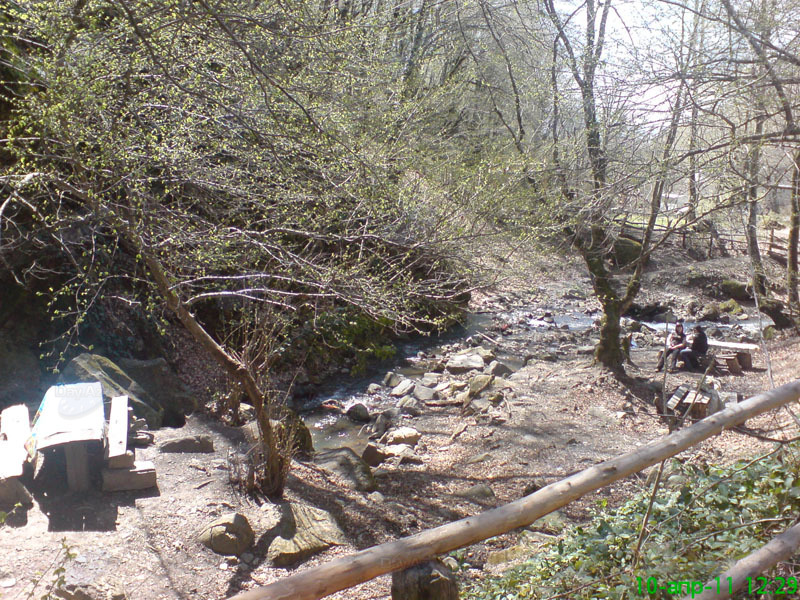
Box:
596;299;623;368
140;251;286;497
581;235;624;369
789;151;800;310
745;102;767;295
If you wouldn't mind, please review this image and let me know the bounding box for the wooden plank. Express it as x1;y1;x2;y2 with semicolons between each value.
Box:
0;404;31;478
735;351;753;371
0;405;31;477
64;441;90;492
108;450;135;469
227;380;800;600
102;460;157;492
667;385;690;410
707;340;759;352
107;395;129;459
717;354;743;375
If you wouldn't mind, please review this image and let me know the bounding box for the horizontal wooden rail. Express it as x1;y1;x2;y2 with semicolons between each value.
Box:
228;379;800;600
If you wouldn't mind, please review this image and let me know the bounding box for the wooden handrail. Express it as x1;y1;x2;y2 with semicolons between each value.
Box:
228;379;800;600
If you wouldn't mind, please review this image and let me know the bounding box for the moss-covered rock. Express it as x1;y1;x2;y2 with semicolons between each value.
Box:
612;237;643;268
59;353;164;428
699;302;721;322
719;299;743;315
758;298;795;329
720;279;751;301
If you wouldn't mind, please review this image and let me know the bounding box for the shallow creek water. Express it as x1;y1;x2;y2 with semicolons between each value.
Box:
300;304;772;454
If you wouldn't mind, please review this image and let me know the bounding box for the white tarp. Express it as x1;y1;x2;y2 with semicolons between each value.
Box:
30;382;104;451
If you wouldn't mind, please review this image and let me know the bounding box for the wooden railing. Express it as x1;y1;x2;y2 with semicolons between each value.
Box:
228;379;800;600
767;230;791;265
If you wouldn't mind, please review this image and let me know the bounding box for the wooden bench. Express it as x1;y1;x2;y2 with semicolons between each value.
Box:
707;340;759;371
0;405;31;479
106;395;129;462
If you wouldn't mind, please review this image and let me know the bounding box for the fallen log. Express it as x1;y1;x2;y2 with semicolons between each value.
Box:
228;379;800;600
684;521;800;600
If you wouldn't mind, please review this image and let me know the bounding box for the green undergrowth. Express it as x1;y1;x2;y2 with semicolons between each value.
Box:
465;444;800;599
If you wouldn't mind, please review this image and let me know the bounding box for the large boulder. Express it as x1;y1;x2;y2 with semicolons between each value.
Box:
198;513;255;556
116;358;196;423
313;447;376;492
612;236;643;268
720;279;751;301
391;559;458;600
267;502;346;566
59;353;163;428
759;297;795;329
445;354;484;374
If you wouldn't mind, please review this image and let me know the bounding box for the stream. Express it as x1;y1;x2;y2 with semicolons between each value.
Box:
299;303;773;454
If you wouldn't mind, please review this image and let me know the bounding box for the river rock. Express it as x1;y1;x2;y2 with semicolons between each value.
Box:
420;373;439;387
467;346;496;362
159;434;214;453
267;502;346;566
383;426;421;447
412;385;437;402
699;302;721;322
526;351;557;363
371;413;391;438
362;442;390;467
445;353;484;373
383;372;402;387
486;545;529;567
391;379;415;397
60;353;164;428
485;360;513;377
313;447;376;491
397;396;422;416
0;477;33;511
469;374;494;398
367;383;383;394
198;513;255;556
391;559;458;600
720;279;751;301
463;397;490;415
346;403;371;423
454;483;495;500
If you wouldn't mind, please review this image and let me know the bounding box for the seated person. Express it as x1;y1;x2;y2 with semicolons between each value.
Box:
656;321;686;371
679;325;708;371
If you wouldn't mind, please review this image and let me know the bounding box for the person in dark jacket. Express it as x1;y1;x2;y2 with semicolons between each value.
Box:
679;325;708;371
656;321;687;372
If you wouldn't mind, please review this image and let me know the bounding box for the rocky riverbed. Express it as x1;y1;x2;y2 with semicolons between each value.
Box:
1;252;798;600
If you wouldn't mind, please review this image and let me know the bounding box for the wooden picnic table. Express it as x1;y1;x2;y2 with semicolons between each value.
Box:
707;340;759;371
30;382;105;491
